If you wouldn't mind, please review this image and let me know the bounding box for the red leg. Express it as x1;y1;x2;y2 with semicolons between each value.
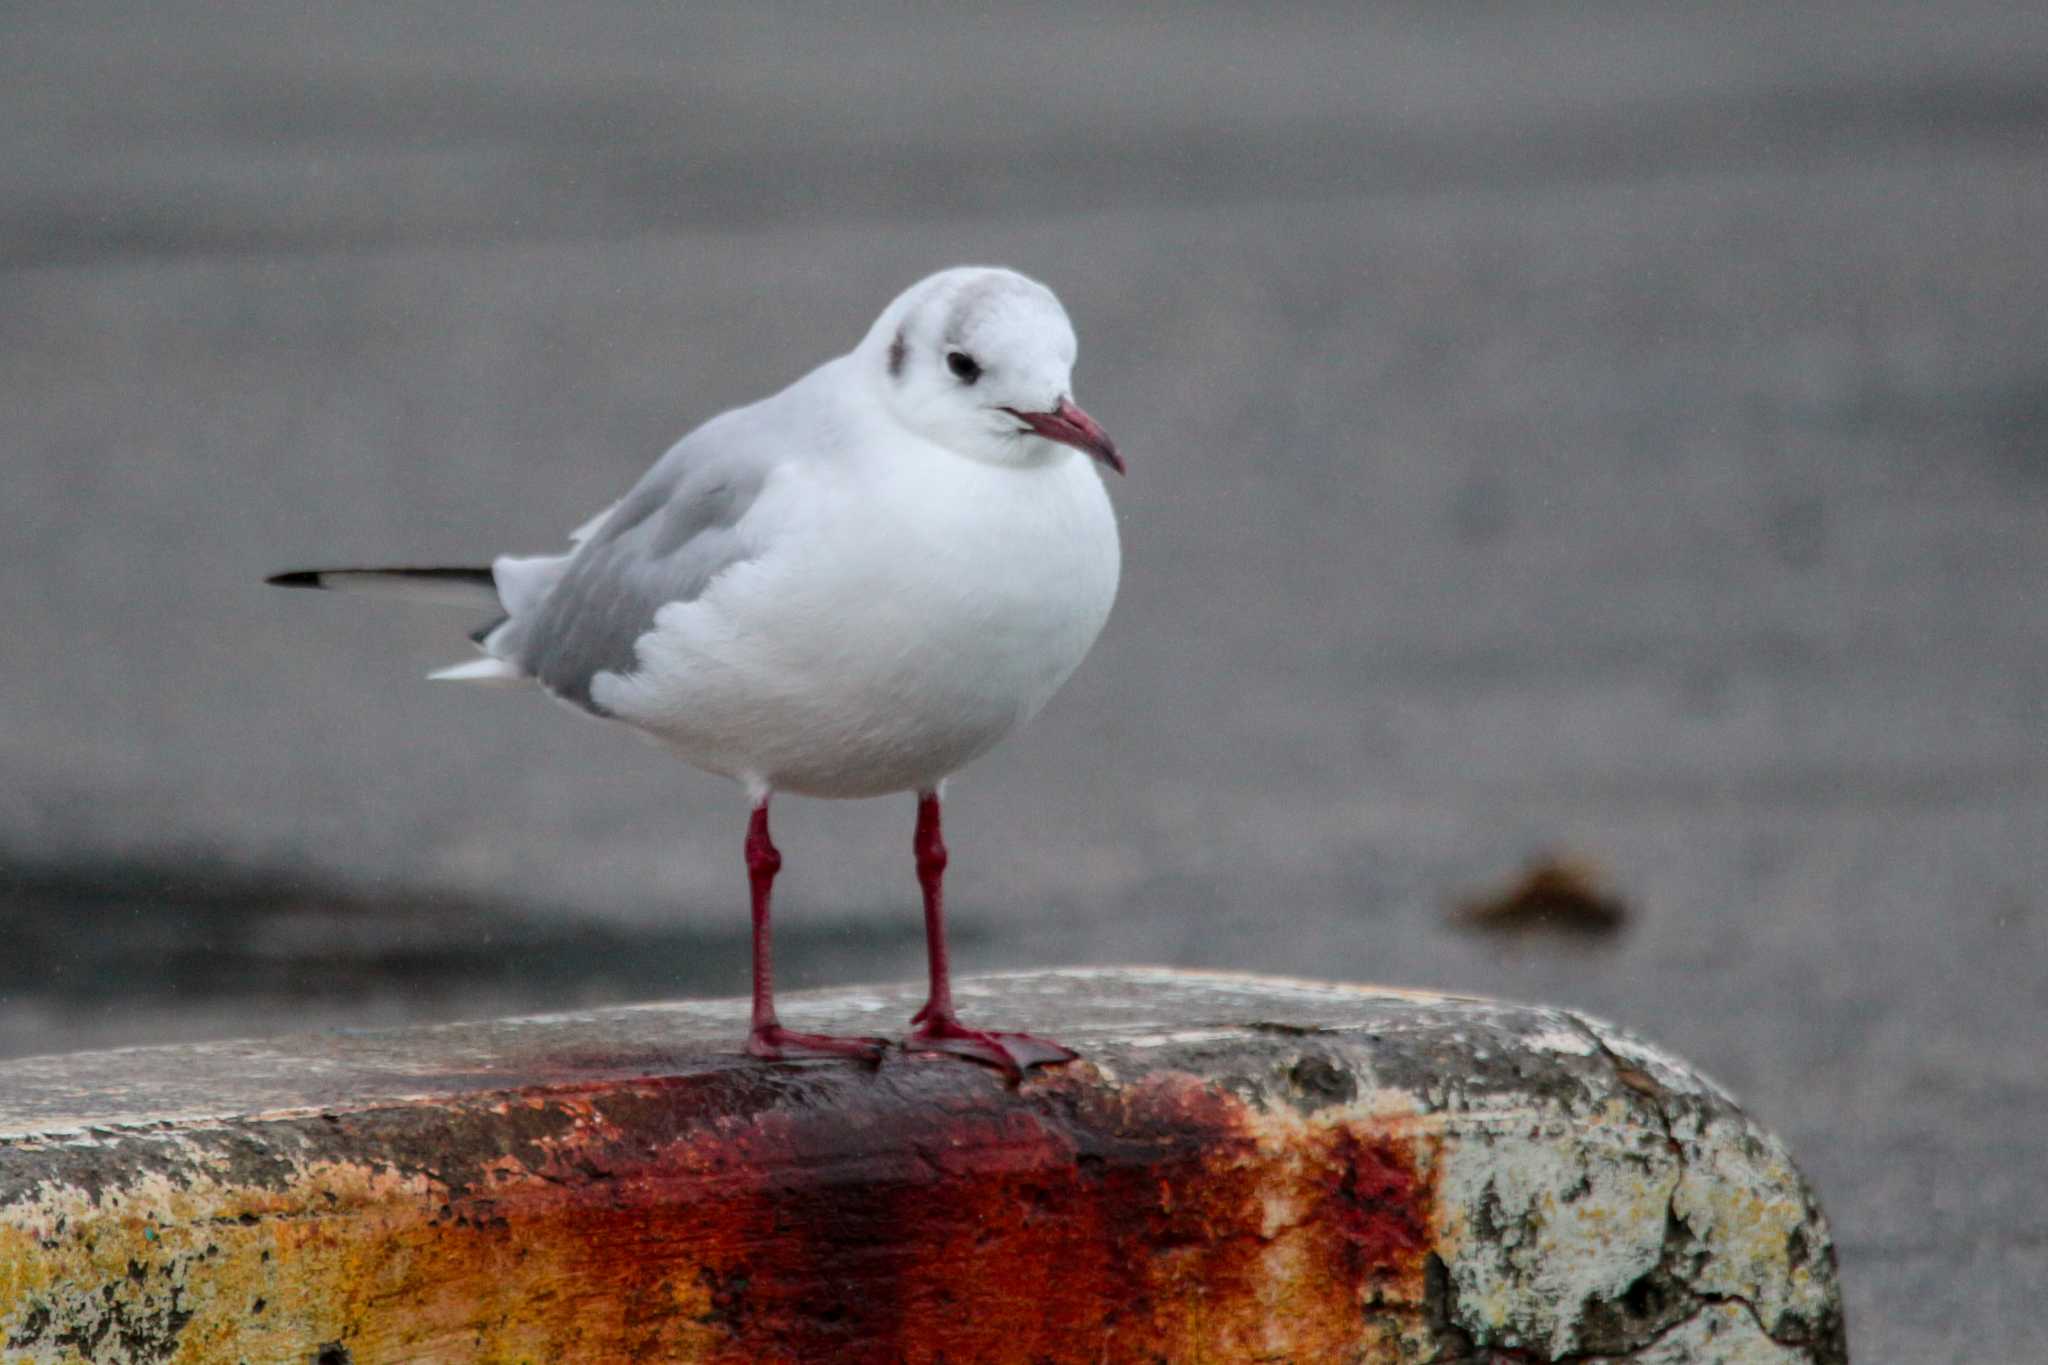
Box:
904;790;1077;1080
743;799;886;1064
907;789;950;1027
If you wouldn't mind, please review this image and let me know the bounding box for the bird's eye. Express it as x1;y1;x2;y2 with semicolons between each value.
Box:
945;350;982;384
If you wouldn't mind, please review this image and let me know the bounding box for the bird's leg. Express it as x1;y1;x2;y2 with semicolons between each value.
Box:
743;798;885;1064
907;790;951;1028
904;790;1078;1080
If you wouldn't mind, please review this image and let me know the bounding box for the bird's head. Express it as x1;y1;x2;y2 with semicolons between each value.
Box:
864;266;1123;476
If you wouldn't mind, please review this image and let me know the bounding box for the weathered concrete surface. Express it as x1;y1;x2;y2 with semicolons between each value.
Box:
0;971;1842;1363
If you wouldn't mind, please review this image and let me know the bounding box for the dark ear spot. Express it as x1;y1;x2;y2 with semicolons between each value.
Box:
887;327;907;379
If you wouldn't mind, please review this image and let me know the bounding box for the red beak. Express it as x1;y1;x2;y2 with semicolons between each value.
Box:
1005;397;1125;475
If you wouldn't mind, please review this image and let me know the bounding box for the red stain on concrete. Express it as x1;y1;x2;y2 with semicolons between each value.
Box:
345;1062;1445;1361
27;1055;1438;1359
1321;1126;1433;1278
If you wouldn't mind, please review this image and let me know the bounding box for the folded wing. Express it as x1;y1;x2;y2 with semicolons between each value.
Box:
470;411;785;714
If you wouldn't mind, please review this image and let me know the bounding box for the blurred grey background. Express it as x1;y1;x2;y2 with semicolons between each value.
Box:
3;2;2045;1356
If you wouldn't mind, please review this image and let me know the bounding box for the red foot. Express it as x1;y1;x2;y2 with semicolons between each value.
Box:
905;1015;1078;1081
747;1024;888;1065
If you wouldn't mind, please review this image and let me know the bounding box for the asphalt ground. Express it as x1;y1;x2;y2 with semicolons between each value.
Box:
4;4;2046;1357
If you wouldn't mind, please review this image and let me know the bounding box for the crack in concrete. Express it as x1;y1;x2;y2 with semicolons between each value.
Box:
1567;1015;1845;1365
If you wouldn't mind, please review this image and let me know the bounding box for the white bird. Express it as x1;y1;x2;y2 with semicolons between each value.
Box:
271;266;1124;1079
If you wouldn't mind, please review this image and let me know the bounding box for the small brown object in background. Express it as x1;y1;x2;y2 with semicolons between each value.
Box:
1456;852;1630;935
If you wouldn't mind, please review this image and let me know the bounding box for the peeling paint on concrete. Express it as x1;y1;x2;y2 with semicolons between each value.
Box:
0;969;1844;1363
1628;1300;1815;1364
1670;1113;1840;1347
1434;1106;1677;1357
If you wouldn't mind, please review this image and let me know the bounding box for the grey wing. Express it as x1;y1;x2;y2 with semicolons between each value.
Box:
493;416;778;712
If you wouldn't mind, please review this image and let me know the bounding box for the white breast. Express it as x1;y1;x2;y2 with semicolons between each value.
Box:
591;440;1120;799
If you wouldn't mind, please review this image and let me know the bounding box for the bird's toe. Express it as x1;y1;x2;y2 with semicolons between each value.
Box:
747;1025;888;1065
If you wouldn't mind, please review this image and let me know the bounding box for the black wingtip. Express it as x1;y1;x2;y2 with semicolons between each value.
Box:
266;570;326;589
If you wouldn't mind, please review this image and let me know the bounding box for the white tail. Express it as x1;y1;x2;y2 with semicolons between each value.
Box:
427;657;527;686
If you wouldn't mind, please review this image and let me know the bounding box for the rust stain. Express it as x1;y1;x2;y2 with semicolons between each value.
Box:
4;1064;1442;1362
1320;1127;1431;1279
432;1069;1436;1361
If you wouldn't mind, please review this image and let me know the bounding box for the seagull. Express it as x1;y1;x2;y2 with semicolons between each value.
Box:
270;266;1124;1079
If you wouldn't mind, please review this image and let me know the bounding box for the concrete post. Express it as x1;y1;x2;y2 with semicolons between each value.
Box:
0;969;1843;1362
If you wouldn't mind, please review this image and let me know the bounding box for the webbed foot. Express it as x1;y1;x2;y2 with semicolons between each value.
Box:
905;1016;1078;1081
